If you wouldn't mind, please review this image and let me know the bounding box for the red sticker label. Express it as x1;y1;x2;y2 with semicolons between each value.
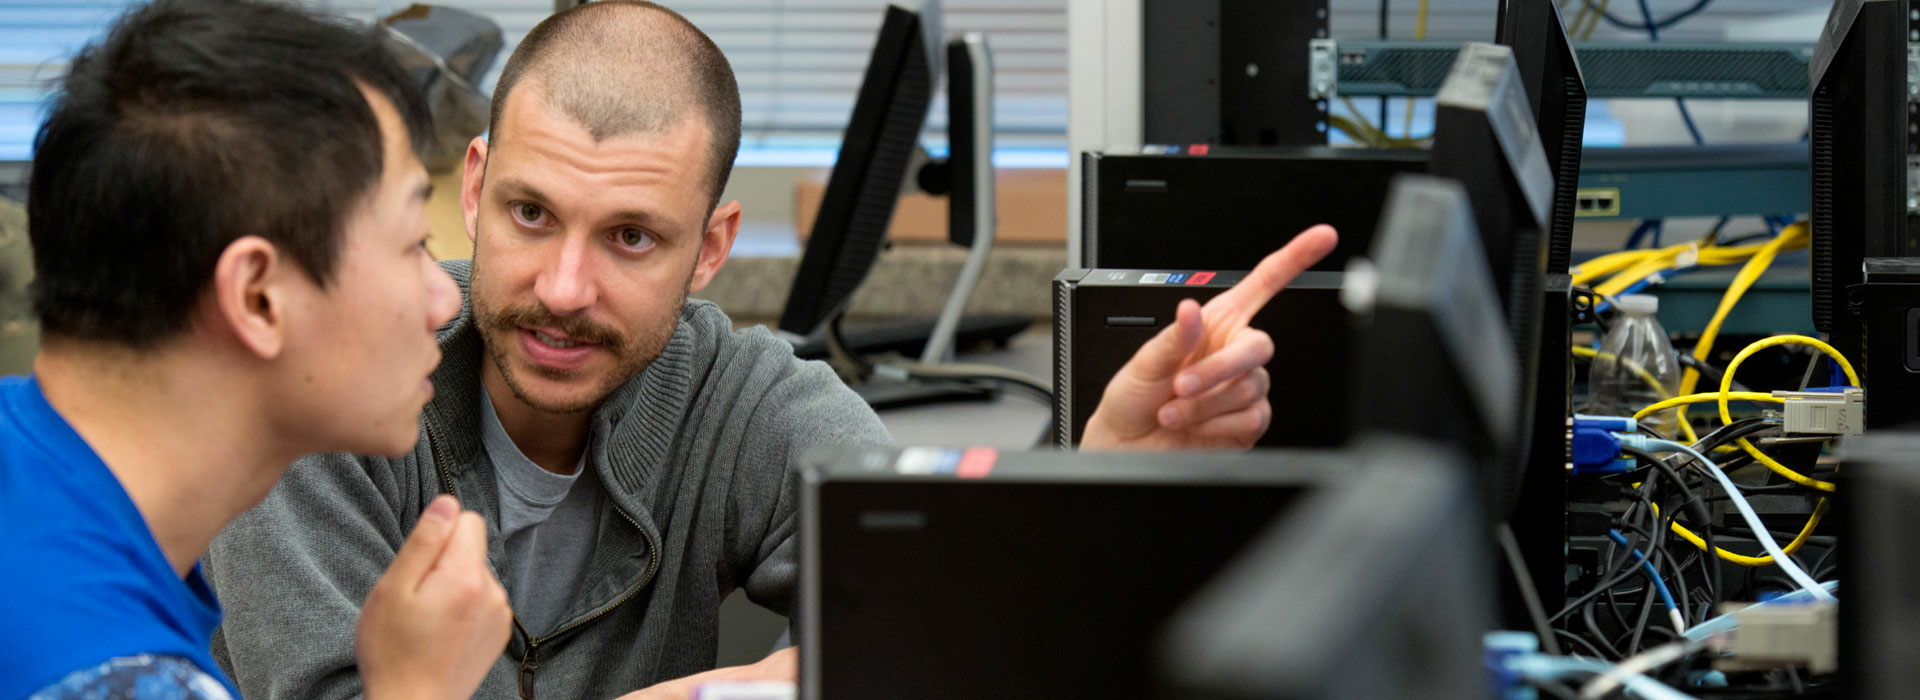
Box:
955;447;998;479
1187;272;1216;285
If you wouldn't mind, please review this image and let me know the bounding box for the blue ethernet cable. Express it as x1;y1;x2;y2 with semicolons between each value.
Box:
1607;529;1684;633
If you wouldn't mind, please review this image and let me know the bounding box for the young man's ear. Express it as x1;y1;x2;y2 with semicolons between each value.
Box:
208;235;293;359
688;200;742;294
459;136;489;244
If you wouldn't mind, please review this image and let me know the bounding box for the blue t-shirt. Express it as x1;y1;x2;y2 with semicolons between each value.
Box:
0;376;239;699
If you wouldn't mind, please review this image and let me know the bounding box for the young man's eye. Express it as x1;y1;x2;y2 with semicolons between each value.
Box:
511;202;547;225
617;228;653;249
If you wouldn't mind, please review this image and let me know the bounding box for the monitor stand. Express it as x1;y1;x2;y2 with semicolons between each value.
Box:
834;34;1028;413
787;313;1032;361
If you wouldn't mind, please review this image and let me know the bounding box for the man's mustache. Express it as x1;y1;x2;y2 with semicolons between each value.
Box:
484;305;627;352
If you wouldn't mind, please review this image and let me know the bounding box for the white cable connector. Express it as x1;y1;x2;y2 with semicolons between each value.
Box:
1772;388;1865;436
1720;600;1838;675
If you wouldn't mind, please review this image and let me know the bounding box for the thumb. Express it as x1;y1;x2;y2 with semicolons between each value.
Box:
422;510;493;590
384;495;460;592
1121;299;1205;383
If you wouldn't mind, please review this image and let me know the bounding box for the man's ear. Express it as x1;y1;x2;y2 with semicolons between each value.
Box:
209;235;294;360
460;136;489;244
688;200;742;294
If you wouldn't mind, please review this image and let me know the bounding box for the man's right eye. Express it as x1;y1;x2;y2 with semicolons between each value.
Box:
511;202;548;226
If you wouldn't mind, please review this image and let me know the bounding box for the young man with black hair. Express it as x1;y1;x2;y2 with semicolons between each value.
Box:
0;1;513;697
207;1;1337;698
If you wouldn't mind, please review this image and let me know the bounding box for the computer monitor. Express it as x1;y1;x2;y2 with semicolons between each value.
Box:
1347;174;1518;509
797;445;1335;700
777;2;940;340
1808;0;1920;427
1496;0;1587;275
1156;439;1492;700
1427;42;1554;518
776;3;1031;378
798;435;1500;700
1495;0;1584;612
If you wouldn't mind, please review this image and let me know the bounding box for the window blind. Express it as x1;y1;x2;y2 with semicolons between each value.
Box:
0;0;1070;164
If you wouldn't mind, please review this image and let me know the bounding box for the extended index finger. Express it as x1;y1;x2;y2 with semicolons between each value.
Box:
1207;225;1338;327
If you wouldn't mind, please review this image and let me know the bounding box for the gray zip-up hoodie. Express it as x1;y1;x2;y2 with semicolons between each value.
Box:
205;260;891;699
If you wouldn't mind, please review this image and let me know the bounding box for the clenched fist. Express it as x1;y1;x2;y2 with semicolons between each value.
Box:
356;495;513;700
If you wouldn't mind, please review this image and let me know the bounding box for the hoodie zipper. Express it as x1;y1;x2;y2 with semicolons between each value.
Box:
425;417;663;700
516;501;659;698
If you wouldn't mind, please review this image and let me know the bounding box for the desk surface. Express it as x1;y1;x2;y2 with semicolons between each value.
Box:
873;329;1054;449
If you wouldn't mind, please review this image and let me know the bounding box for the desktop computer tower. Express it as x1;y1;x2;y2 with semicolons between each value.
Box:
1051;268;1351;449
1081;148;1429;272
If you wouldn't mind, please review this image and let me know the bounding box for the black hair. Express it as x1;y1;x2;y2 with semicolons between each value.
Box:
27;0;432;346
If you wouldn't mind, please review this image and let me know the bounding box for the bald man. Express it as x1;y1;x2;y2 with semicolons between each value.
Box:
207;2;1335;698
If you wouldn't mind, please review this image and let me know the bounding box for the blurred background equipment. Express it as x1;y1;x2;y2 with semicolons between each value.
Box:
380;4;503;172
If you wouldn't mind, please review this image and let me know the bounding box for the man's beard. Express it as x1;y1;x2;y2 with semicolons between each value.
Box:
472;262;692;416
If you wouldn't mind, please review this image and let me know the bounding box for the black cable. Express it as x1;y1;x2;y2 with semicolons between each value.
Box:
1626;512;1672;655
1619;491;1686;651
1810;543;1839;581
1693;417;1779;446
1626;582;1657;654
1620;446;1711;532
1552;497;1685;624
1618;446;1717;606
1636;624;1681;647
1716;231;1781;247
1600;480;1664;637
902;367;1050;399
1657;532;1694;627
825;313;875;373
1581;0;1714;32
1582;514;1670;656
1635;0;1661;41
1554;629;1608;659
1703;216;1730;245
896;372;1054;449
1674;352;1745;392
1528;678;1582;700
1584;602;1625;659
1593;593;1634;652
1498;523;1564;656
1624;510;1696;632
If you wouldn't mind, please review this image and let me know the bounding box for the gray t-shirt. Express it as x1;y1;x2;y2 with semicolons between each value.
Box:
479;387;604;639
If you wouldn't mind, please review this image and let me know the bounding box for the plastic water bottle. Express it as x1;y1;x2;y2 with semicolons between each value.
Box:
1585;294;1683;436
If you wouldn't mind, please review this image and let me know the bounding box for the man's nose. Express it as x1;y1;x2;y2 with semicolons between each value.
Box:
534;232;599;316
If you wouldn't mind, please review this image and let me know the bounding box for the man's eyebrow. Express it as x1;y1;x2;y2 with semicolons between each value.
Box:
605;208;675;229
492;178;551;204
